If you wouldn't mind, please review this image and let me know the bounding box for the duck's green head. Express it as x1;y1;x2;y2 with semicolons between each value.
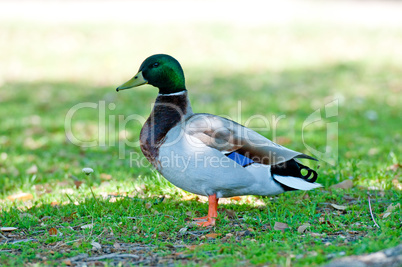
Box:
116;54;186;94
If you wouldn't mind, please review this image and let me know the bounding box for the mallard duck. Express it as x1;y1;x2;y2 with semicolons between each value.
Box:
117;54;321;226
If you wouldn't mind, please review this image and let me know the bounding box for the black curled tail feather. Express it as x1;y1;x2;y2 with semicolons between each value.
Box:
271;159;318;191
297;162;318;183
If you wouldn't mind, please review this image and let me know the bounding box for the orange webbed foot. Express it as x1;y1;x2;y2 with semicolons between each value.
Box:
196;217;216;227
194;194;219;227
192;215;209;221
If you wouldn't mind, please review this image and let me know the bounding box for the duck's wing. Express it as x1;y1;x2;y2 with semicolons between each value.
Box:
184;113;317;165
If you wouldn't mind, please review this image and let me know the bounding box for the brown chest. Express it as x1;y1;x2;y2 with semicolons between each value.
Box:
139;93;190;167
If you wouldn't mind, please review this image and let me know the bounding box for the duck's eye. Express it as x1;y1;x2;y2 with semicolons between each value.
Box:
153;62;160;68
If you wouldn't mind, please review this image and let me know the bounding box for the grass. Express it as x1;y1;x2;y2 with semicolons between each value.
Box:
0;16;401;266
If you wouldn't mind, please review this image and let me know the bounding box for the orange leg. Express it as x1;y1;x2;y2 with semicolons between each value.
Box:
194;194;219;227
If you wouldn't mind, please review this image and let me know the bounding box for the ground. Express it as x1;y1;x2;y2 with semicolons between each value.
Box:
0;1;401;266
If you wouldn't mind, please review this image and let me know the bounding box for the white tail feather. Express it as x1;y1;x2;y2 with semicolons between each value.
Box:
273;175;322;190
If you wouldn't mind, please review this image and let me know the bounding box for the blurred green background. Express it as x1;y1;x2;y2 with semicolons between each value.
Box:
0;0;401;196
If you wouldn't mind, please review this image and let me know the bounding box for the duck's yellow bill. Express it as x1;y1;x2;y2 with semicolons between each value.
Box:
116;71;148;91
